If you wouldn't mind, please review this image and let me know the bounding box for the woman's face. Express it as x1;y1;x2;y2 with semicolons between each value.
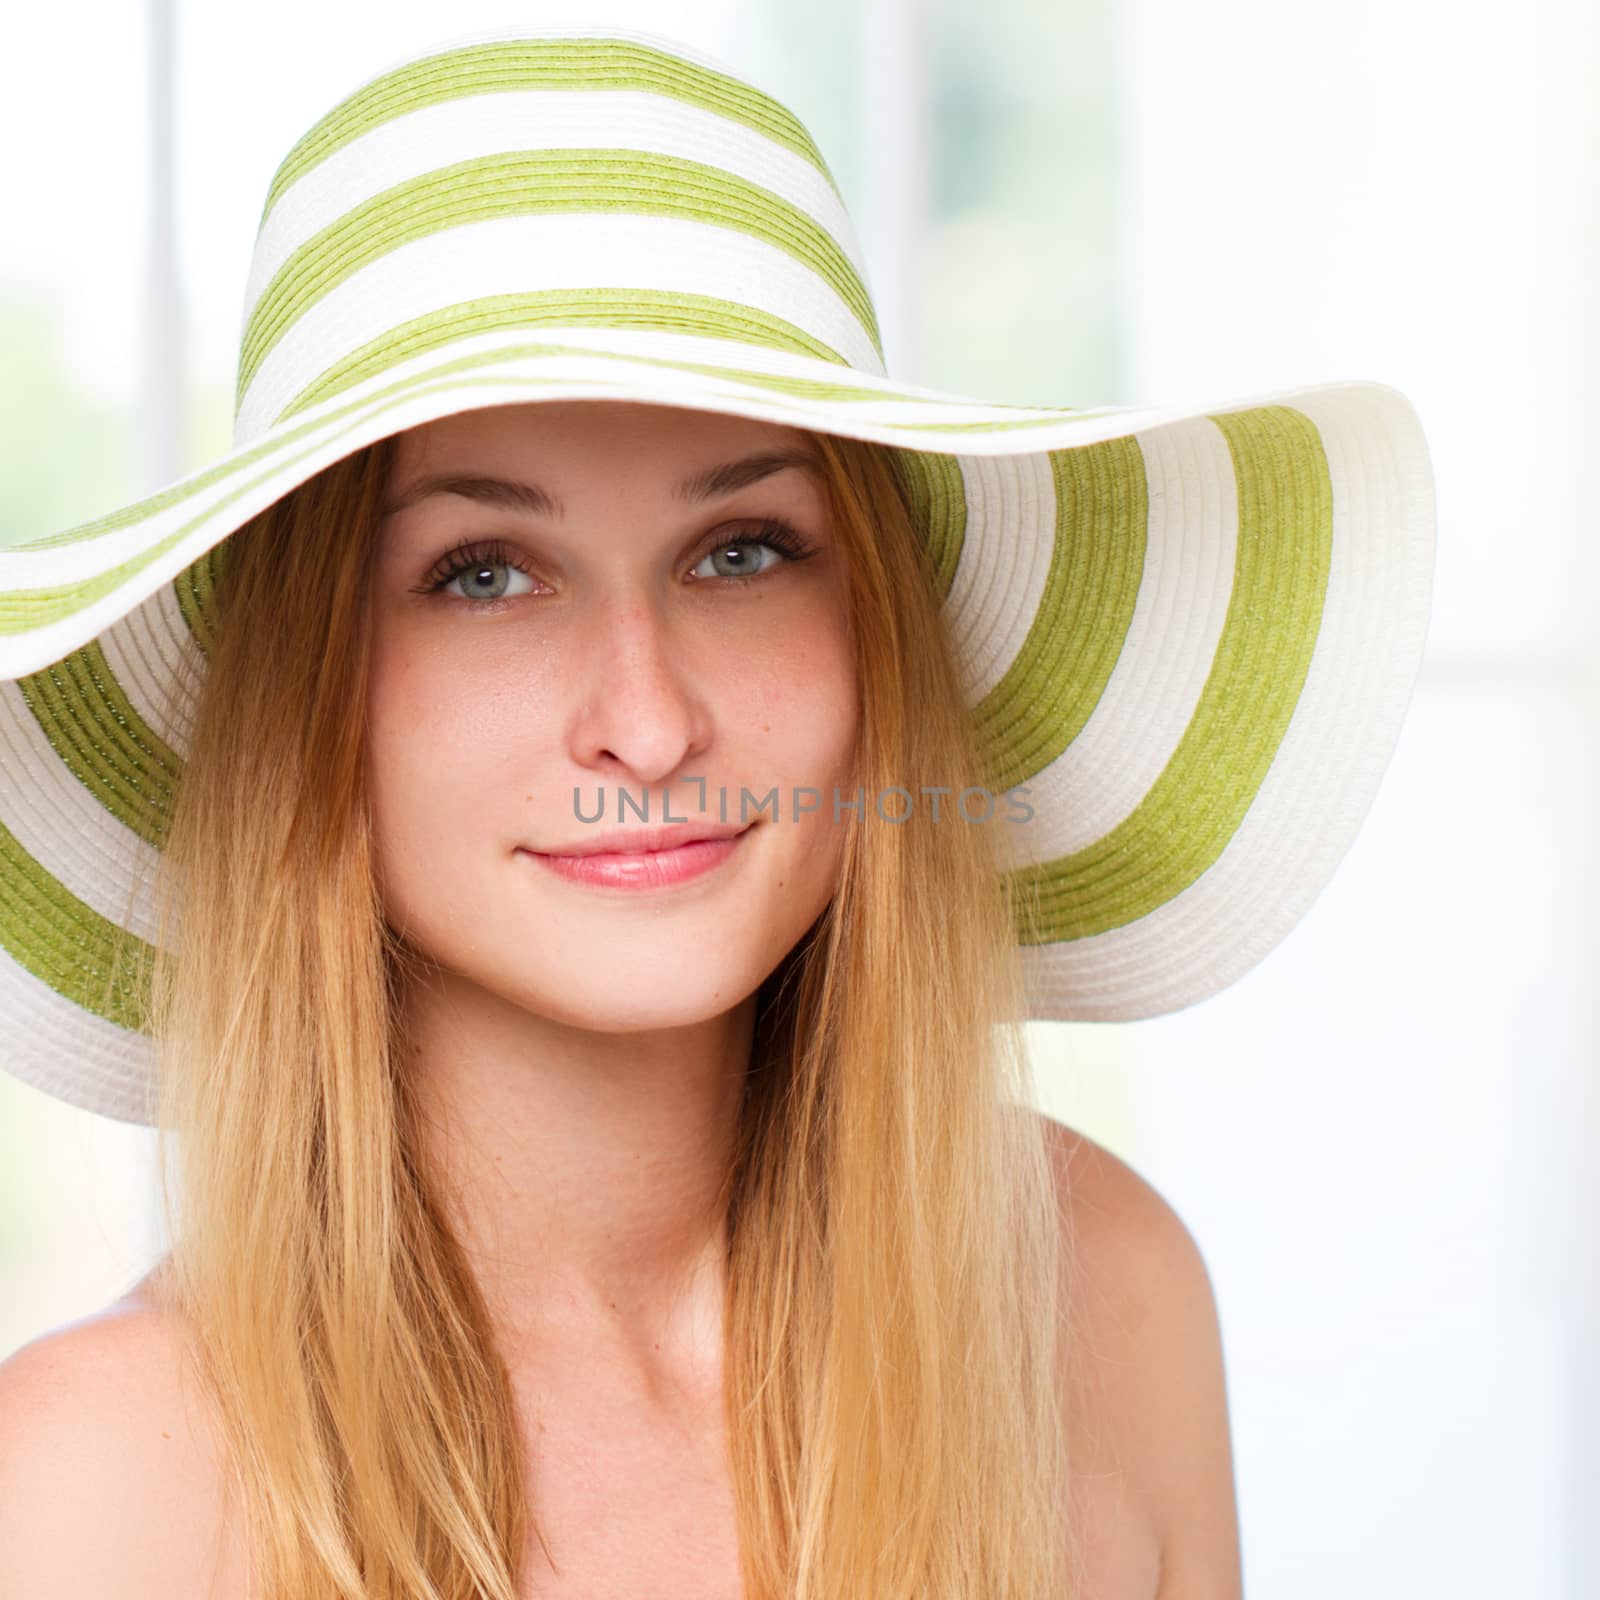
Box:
366;400;858;1033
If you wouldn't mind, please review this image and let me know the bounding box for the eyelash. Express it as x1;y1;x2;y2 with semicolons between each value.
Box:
411;518;819;601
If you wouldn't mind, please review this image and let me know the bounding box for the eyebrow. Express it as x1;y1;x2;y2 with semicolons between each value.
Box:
381;445;824;520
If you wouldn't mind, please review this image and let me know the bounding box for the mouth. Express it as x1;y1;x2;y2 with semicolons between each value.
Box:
518;824;754;892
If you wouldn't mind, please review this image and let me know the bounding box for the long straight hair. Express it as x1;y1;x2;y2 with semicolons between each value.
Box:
144;407;1082;1599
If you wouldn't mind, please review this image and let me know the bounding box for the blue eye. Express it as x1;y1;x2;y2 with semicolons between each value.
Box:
421;546;539;602
413;518;818;607
691;519;818;581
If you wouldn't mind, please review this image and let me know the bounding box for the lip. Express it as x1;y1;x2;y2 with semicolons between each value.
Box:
534;821;752;858
518;823;754;892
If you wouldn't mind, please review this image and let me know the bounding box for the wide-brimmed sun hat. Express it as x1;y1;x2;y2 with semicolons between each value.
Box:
0;22;1436;1125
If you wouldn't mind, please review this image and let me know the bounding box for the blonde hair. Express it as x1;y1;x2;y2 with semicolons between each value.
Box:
144;411;1083;1599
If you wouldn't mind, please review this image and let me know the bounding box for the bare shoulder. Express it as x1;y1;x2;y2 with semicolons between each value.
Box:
0;1268;247;1599
1036;1111;1244;1600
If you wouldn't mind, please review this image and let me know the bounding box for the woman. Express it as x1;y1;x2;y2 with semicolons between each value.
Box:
0;21;1434;1600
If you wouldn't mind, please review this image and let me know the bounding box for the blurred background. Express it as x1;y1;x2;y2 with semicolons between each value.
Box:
1;0;1594;1593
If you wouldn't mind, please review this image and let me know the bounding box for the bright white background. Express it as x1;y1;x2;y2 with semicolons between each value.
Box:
2;2;1594;1594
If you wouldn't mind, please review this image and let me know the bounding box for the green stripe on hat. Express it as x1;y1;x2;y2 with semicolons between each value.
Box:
281;290;853;418
1011;405;1334;941
0;816;153;1033
973;435;1147;790
175;542;226;659
238;150;883;408
263;37;844;224
16;645;179;848
892;451;968;604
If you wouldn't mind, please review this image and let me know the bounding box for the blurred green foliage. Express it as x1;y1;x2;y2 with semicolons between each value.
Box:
0;289;135;552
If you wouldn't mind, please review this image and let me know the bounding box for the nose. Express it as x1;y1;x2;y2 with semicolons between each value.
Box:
567;593;710;788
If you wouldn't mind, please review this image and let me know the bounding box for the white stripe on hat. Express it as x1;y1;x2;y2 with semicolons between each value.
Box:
235;213;887;438
0;950;156;1121
0;681;164;942
941;452;1059;704
96;583;202;759
1007;414;1239;863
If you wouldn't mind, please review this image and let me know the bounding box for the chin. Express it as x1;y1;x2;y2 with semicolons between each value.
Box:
525;985;756;1035
483;954;764;1033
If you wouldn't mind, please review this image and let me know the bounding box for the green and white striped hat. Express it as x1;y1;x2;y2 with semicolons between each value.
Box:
0;23;1435;1124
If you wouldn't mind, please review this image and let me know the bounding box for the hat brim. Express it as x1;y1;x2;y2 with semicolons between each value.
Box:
0;324;1436;1122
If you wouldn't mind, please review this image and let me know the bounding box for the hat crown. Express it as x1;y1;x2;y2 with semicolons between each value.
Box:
232;26;884;448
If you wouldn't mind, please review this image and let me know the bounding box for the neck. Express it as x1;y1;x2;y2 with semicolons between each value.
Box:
402;962;753;1384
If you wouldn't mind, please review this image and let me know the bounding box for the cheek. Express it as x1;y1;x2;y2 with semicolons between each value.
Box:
369;627;547;763
726;612;858;841
745;614;858;779
368;645;449;808
364;636;536;870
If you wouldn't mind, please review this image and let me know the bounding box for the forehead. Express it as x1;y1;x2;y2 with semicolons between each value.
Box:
387;399;820;482
377;405;830;532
